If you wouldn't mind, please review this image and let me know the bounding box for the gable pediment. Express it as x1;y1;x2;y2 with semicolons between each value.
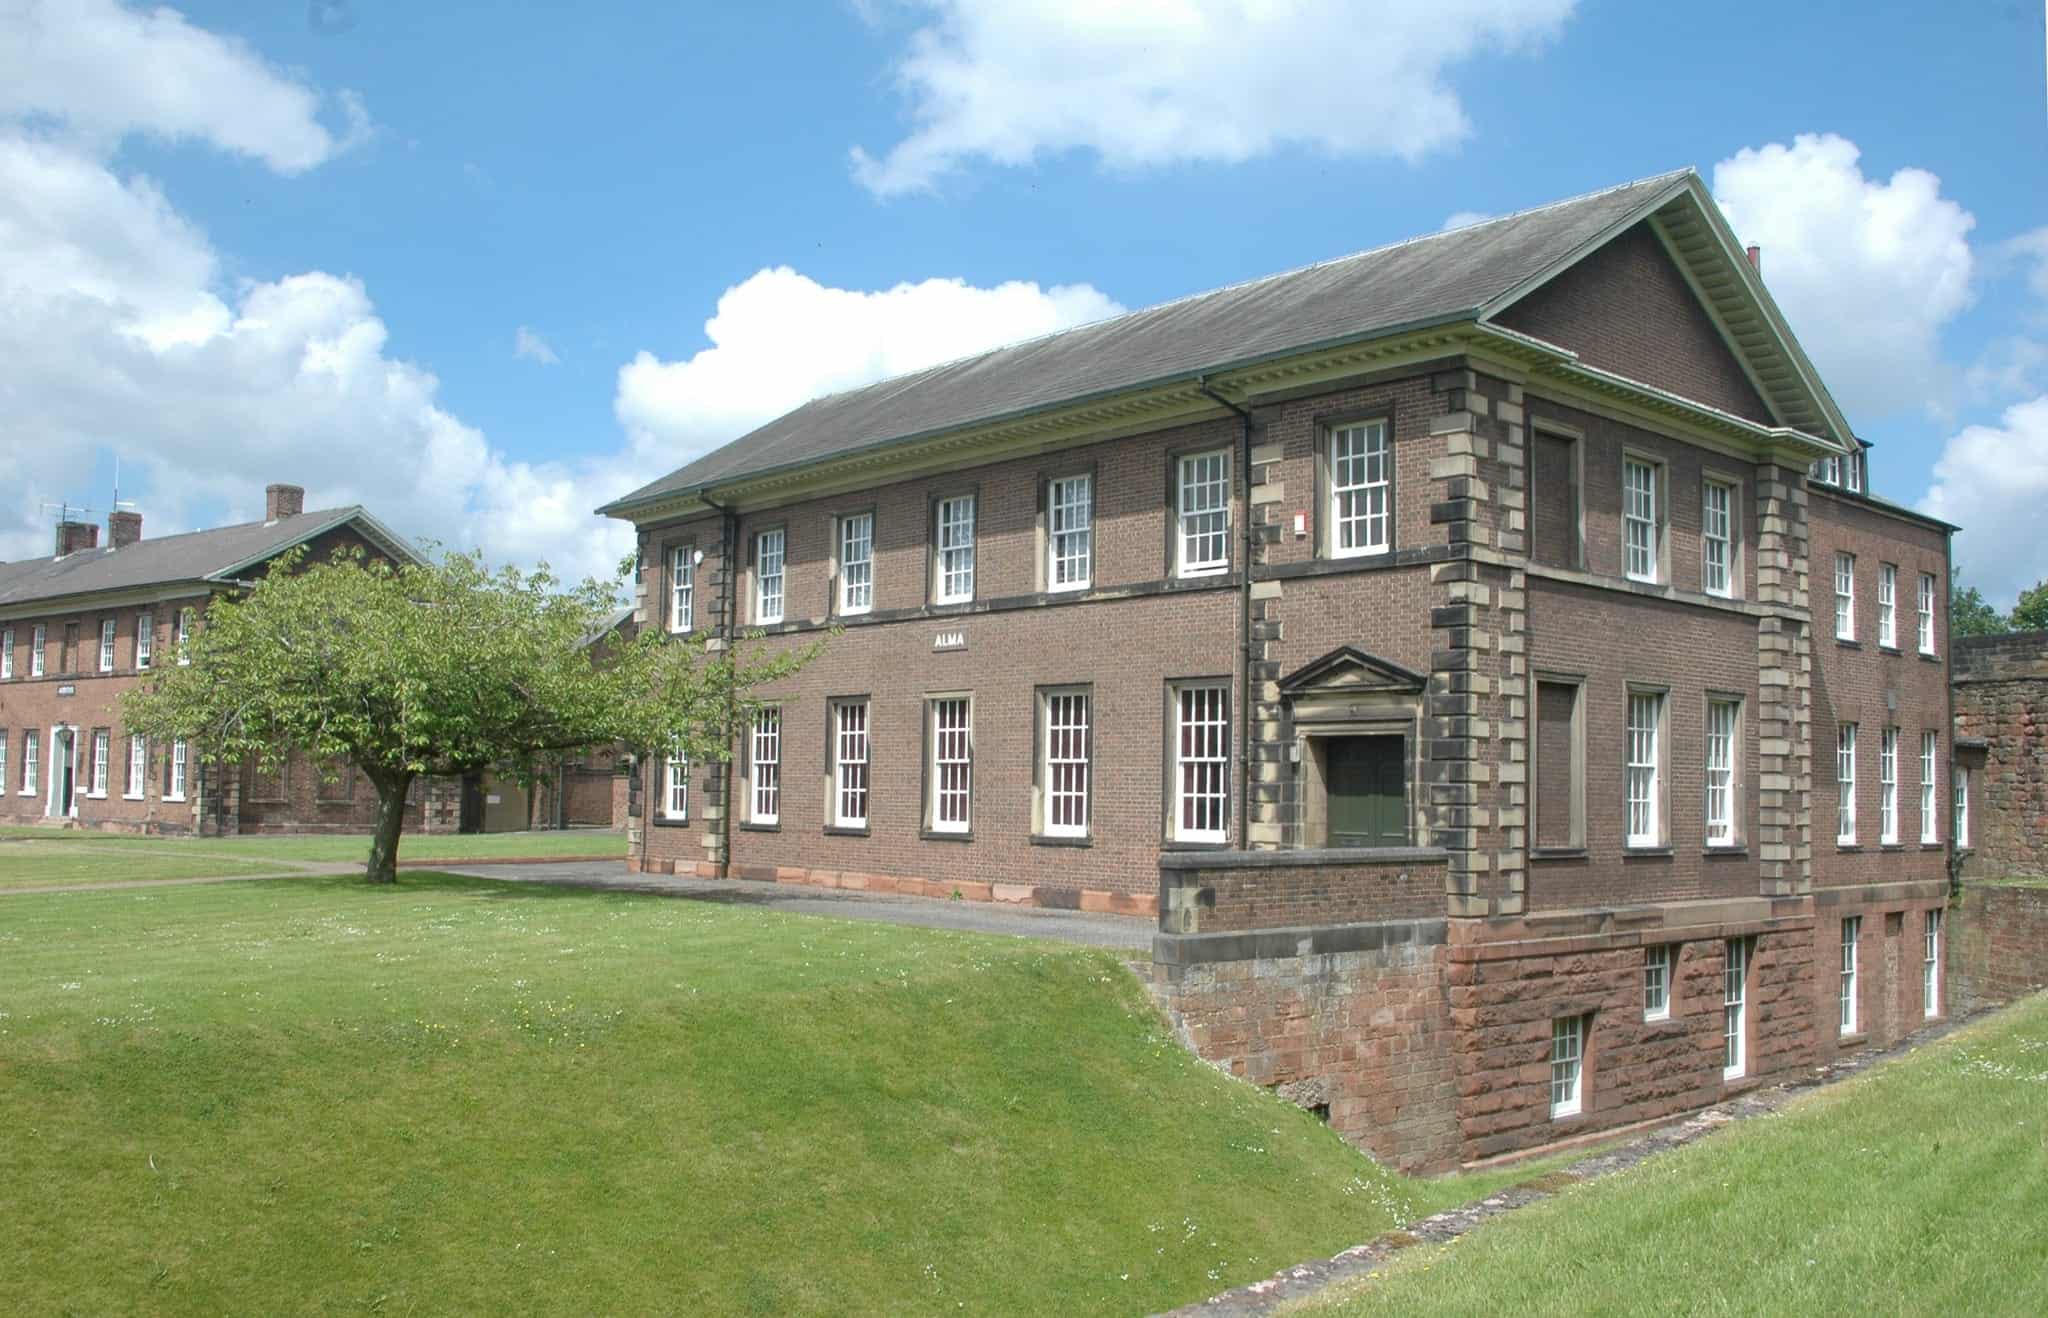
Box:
1278;646;1428;697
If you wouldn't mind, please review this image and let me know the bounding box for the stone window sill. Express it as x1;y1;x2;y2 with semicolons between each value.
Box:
1703;846;1749;858
1879;644;1902;656
1641;1015;1688;1035
1531;846;1588;861
1622;846;1675;858
823;825;870;838
1836;844;1864;853
1030;833;1092;848
738;821;780;833
1836;638;1861;649
1918;652;1941;663
919;829;975;843
1838;1031;1869;1049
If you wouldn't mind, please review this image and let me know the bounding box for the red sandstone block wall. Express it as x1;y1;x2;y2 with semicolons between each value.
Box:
1949;883;2048;1011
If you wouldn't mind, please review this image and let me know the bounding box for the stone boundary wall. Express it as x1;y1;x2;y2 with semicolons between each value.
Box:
1158;848;1448;934
628;853;1159;917
1953;631;2048;879
1150;917;1459;1172
1949;881;2048;1011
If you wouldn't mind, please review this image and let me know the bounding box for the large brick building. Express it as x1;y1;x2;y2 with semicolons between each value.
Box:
600;170;1958;1168
0;485;459;836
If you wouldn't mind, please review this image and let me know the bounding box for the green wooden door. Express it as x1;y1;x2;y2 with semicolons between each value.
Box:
1326;737;1406;848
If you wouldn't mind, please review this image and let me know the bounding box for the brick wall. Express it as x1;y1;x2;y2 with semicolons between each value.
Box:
1495;221;1774;426
1159;849;1448;933
1953;631;2048;877
1151;925;1460;1173
1948;882;2048;1011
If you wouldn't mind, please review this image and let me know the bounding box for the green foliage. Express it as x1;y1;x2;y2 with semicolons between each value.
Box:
1951;570;2008;639
2009;580;2048;633
122;546;818;879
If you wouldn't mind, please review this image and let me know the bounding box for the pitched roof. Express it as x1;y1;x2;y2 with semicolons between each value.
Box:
0;506;421;609
602;169;1729;516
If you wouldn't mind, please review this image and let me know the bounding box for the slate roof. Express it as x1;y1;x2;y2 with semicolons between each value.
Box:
601;169;1696;514
0;507;419;608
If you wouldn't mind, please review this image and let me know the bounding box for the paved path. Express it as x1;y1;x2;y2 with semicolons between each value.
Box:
429;860;1154;949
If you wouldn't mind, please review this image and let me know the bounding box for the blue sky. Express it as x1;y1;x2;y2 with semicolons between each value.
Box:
4;1;2045;599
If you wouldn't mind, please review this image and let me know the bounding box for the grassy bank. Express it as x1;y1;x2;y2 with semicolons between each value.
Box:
0;825;623;887
1301;994;2048;1315
2;873;1534;1315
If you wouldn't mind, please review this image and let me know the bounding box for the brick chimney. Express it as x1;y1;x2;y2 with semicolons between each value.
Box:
108;510;143;549
265;483;306;520
1745;244;1761;272
55;520;98;556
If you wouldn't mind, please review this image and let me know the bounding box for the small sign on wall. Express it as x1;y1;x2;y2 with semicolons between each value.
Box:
55;684;75;697
933;629;966;652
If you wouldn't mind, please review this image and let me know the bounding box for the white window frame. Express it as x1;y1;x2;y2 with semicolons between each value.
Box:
934;496;976;604
1549;1014;1586;1119
1921;732;1939;845
1812;455;1840;486
1701;478;1734;598
1840;915;1861;1036
1880;727;1899;845
22;731;39;796
126;735;147;800
1041;688;1091;838
1878;564;1898;648
838;514;875;616
32;623;47;677
663;746;689;822
1171;682;1230;843
136;612;153;670
929;695;972;834
1923;910;1942;1017
88;729;109;798
97;618;115;673
1723;937;1750;1081
1328;421;1391;558
1643;944;1673;1021
1623;457;1660;583
0;626;11;679
175;609;192;665
668;546;694;634
1626;689;1664;848
1047;475;1093;591
1834;553;1855;641
754;529;785;625
831;699;870;829
1704;697;1739;848
1837;723;1858;845
1955;768;1970;848
167;738;187;801
750;706;780;825
0;736;7;797
1917;573;1937;655
1176;449;1231;577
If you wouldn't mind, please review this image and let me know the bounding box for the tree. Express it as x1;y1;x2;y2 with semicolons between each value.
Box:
2010;579;2048;633
1950;570;2008;639
124;546;817;883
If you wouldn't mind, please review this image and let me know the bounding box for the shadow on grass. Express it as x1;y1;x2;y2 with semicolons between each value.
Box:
303;868;866;912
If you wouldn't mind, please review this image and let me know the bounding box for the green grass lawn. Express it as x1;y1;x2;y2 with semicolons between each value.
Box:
1298;995;2048;1316
0;874;1549;1315
0;825;624;887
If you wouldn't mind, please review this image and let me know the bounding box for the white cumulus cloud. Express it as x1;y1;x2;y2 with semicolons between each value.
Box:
1712;133;1975;423
1921;397;2048;605
849;0;1577;196
615;267;1123;466
0;0;364;173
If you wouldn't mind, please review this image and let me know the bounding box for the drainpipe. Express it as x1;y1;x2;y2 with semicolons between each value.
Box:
1197;378;1257;853
701;491;739;878
1945;525;1959;900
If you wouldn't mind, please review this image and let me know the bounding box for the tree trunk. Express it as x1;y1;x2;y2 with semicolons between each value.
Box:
364;772;414;884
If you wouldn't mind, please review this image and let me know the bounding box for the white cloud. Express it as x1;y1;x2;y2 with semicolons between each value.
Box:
1440;210;1491;232
0;0;362;173
1712;133;1975;422
849;0;1577;196
1921;397;2048;605
514;325;560;365
615;267;1122;467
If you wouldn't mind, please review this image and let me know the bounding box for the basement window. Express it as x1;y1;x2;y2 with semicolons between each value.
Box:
1550;1014;1587;1118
